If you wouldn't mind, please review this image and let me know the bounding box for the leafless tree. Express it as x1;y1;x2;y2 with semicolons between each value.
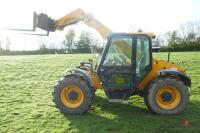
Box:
5;37;11;51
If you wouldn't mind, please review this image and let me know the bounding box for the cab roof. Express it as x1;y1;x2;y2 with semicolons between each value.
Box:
108;32;156;39
127;32;155;38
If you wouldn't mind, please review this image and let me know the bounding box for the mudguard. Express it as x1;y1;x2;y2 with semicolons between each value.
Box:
157;69;191;87
61;68;94;87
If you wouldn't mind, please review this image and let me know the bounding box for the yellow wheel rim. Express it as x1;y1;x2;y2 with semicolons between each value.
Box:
156;86;181;110
60;85;84;108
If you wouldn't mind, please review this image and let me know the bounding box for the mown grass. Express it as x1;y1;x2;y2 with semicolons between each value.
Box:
0;52;200;133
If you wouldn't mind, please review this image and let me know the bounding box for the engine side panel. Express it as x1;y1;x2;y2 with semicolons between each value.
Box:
137;59;189;90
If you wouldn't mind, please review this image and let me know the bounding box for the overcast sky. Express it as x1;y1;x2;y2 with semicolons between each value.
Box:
0;0;200;50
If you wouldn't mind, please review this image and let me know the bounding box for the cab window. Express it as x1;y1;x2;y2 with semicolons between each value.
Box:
103;36;132;67
136;36;150;79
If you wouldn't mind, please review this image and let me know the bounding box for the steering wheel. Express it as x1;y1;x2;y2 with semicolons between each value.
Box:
119;55;131;66
113;56;123;66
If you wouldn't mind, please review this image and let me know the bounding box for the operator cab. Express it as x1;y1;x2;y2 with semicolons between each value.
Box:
97;33;152;100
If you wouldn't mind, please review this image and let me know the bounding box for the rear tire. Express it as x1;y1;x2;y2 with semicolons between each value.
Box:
52;75;93;115
146;77;189;115
144;95;155;114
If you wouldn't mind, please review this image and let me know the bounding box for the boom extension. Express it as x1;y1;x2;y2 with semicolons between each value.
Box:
53;8;112;38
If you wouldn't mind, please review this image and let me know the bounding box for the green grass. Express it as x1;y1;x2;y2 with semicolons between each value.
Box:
0;52;200;133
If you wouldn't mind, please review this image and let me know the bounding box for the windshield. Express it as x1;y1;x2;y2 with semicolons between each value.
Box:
103;36;132;67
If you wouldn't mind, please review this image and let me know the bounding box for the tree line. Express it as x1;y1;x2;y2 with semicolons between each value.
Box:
0;30;103;55
158;21;200;51
39;22;200;53
38;30;103;54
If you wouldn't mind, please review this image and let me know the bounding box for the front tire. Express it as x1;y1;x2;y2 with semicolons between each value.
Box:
146;77;189;115
52;75;93;115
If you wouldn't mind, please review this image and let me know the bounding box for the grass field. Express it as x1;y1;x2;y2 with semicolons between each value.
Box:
0;52;200;133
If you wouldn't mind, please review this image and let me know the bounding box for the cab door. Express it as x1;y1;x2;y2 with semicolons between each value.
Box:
97;34;135;90
135;35;152;83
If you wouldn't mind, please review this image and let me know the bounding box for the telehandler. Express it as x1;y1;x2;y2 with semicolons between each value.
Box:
27;9;191;115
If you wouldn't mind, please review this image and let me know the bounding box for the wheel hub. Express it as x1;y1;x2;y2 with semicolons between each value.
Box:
60;85;84;109
68;90;79;100
156;86;181;110
161;91;172;102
